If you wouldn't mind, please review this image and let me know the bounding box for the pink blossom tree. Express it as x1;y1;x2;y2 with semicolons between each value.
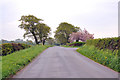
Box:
69;29;94;42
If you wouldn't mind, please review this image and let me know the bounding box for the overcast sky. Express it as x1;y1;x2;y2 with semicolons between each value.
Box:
0;0;119;41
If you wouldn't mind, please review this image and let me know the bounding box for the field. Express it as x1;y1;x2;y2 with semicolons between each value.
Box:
1;45;51;79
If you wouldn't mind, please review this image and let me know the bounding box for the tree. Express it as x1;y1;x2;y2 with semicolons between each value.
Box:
36;23;51;45
19;15;51;45
19;15;42;44
69;29;94;42
26;39;34;45
54;22;80;44
46;37;55;45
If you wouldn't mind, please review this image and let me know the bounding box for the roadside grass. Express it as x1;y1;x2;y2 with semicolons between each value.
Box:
2;45;51;79
61;45;81;48
77;45;120;72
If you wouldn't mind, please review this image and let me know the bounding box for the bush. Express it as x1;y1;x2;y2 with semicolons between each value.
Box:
1;43;31;56
2;43;13;56
11;43;23;51
20;43;31;49
0;44;2;56
67;42;85;46
86;37;120;51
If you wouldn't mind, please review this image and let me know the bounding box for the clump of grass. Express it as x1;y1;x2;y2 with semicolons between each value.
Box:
2;45;51;79
77;45;120;72
67;42;85;46
61;45;80;48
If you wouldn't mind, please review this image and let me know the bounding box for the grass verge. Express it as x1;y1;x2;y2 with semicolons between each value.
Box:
61;45;80;48
2;45;51;79
76;45;120;72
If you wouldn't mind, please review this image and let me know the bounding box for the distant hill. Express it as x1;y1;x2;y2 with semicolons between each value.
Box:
0;39;35;45
0;39;12;44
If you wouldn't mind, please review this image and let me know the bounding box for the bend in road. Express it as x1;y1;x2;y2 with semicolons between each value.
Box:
13;46;118;78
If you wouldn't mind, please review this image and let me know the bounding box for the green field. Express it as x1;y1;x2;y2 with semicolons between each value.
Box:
77;45;119;72
1;45;51;79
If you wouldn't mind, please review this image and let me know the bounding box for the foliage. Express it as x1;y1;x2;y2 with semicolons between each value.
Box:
1;43;31;56
46;37;55;45
26;39;35;45
0;39;35;45
69;28;94;42
19;15;51;45
86;37;120;51
36;23;51;45
77;45;119;72
0;45;1;56
2;45;51;79
61;45;80;48
1;43;13;56
54;22;80;44
67;42;85;46
19;15;42;44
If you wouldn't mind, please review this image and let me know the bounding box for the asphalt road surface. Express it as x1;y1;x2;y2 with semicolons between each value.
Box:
13;46;118;78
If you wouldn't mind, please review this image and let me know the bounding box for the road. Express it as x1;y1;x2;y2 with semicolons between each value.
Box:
13;46;118;78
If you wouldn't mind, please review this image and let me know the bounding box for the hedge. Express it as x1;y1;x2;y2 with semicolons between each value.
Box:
67;42;85;46
1;43;31;56
86;37;120;51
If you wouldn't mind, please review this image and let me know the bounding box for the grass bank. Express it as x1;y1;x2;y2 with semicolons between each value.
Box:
61;45;80;48
2;45;51;79
77;45;119;72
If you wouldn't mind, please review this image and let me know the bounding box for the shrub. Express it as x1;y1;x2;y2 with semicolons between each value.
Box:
86;37;120;51
68;42;85;46
1;43;31;56
2;43;13;56
20;43;31;49
11;43;22;51
0;44;2;56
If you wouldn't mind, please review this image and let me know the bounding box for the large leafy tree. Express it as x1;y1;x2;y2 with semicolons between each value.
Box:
36;23;51;45
19;15;51;45
19;15;42;44
46;37;55;45
54;22;80;44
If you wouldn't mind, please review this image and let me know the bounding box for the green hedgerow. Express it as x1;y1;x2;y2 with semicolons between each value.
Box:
67;42;85;46
86;37;120;51
1;43;31;56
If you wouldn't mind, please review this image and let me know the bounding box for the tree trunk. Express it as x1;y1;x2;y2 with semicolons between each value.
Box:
67;36;70;43
76;40;79;42
42;39;45;45
39;35;42;43
31;32;39;44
